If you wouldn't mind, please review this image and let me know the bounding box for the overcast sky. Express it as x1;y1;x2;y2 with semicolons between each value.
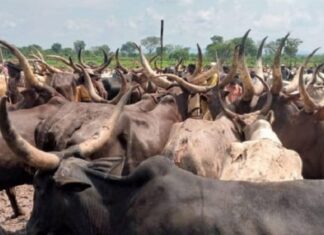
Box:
0;0;323;54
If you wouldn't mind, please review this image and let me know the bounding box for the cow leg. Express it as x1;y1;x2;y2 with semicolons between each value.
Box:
5;187;24;218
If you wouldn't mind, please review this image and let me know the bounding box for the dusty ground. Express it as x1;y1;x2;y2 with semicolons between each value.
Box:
0;185;33;235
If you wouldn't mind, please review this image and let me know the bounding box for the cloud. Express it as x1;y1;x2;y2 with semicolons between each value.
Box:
253;14;291;31
145;7;164;21
0;0;323;53
2;20;17;29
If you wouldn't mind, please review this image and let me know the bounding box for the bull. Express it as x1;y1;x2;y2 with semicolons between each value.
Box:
8;154;324;235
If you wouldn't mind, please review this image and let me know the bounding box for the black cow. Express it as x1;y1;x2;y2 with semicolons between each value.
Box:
26;155;324;235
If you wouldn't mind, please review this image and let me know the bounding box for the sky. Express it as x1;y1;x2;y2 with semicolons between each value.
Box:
0;0;323;54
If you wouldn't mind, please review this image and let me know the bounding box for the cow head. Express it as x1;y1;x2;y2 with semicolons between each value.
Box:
219;73;275;142
26;155;171;235
26;156;112;235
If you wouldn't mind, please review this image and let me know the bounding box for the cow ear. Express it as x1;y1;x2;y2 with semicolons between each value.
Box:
55;177;91;193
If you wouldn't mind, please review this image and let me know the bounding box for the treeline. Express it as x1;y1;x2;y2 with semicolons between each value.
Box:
1;35;324;68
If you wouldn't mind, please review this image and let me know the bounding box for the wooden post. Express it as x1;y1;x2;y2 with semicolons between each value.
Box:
160;19;164;68
0;46;4;64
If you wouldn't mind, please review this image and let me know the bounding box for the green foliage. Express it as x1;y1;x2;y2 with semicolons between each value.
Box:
51;43;62;53
210;35;223;44
120;41;137;57
264;37;303;65
1;34;321;70
284;38;303;58
73;40;86;52
206;35;257;63
206;35;231;61
61;47;74;57
91;45;110;54
229;37;257;57
168;46;190;61
140;36;160;54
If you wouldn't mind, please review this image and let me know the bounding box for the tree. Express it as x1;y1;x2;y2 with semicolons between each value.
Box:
73;40;86;52
284;38;303;58
51;43;62;53
120;41;137;57
210;35;223;44
99;44;110;54
229;37;257;57
141;36;160;54
155;44;174;56
206;35;230;61
265;40;280;55
264;37;303;65
19;44;42;56
168;46;190;61
91;45;110;55
61;47;74;57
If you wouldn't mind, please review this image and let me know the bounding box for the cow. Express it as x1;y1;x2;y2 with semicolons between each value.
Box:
30;92;182;175
0;39;114;106
163;73;272;179
219;95;302;182
8;154;324;235
233;33;324;178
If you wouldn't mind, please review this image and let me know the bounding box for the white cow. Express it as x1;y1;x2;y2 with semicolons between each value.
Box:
220;117;303;182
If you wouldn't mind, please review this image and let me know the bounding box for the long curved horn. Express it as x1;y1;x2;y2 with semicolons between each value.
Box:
0;87;131;166
298;66;321;113
318;68;324;81
93;51;113;74
284;47;321;93
219;73;272;118
309;63;324;85
191;43;203;78
34;59;62;73
107;69;129;104
68;57;82;73
271;33;289;95
155;73;217;94
238;29;255;101
115;49;129;74
0;39;40;88
149;54;159;64
254;74;273;115
136;44;174;89
0;97;60;170
175;58;184;72
77;48;91;69
219;45;240;89
81;67;108;103
47;55;71;67
73;87;133;158
35;49;45;61
154;59;164;73
254;36;268;95
189;65;219;85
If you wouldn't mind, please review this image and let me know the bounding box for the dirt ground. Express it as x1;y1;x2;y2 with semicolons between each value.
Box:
0;185;33;235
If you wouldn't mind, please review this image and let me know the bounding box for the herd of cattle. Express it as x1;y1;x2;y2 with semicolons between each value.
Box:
0;29;323;234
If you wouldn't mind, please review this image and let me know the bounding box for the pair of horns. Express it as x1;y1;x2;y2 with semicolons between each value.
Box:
0;88;134;170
